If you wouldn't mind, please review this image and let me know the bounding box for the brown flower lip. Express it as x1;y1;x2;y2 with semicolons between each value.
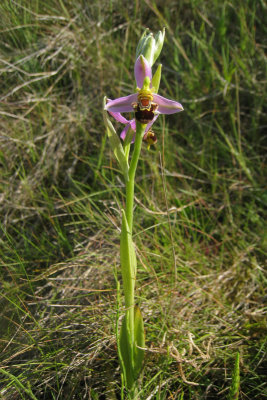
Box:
132;102;158;124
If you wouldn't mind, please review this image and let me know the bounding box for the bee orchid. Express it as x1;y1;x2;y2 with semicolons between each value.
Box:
105;55;183;135
103;31;185;394
107;103;158;143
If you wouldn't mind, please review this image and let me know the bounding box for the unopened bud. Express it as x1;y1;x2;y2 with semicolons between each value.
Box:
153;28;165;65
136;29;150;58
136;28;165;67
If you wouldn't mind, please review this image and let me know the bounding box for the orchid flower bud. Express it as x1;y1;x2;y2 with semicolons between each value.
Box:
135;28;165;67
135;28;150;59
153;28;165;65
136;32;155;66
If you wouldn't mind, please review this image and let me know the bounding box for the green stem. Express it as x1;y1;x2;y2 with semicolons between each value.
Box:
123;122;145;394
125;122;146;234
119;122;146;398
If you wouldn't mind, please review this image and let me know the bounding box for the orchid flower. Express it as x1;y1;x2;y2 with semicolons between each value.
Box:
105;55;183;140
107;105;158;144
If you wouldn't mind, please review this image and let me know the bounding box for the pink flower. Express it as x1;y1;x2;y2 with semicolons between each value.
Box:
105;55;183;142
107;102;158;142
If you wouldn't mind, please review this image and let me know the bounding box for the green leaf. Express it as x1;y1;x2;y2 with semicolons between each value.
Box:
133;306;145;379
0;368;38;400
118;307;145;389
103;97;129;181
119;314;135;390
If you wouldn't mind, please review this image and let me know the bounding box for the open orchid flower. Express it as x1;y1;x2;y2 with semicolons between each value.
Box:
107;101;158;144
105;55;183;135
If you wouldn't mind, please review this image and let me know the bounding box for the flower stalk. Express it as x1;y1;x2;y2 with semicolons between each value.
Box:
125;122;146;234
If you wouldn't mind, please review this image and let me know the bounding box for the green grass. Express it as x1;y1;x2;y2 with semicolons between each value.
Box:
0;0;266;399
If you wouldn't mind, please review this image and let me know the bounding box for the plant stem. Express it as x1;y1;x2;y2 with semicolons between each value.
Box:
123;122;145;395
125;122;145;337
125;122;146;234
